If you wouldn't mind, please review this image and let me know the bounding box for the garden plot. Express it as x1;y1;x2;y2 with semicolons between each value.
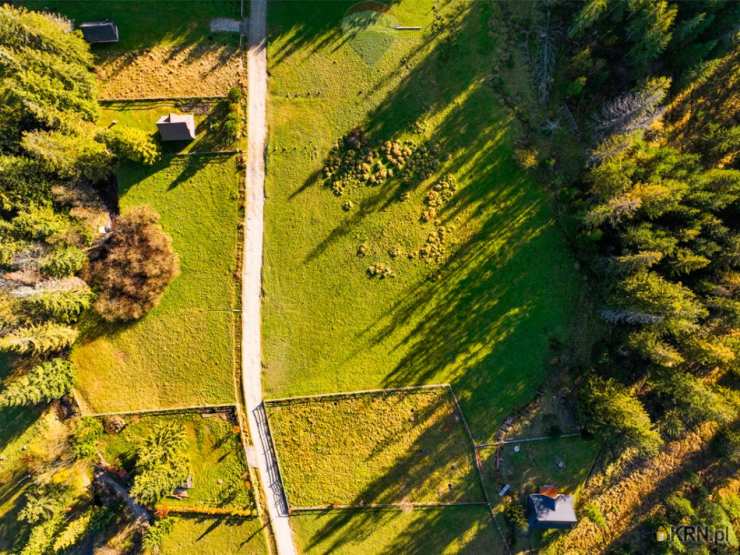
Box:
99;412;254;514
24;0;243;98
72;155;241;413
479;436;599;500
265;388;485;509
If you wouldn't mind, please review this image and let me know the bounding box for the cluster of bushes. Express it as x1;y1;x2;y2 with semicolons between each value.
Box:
224;87;243;143
322;128;442;195
421;174;456;222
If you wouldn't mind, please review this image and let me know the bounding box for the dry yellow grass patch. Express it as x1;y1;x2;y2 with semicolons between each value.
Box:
97;44;243;99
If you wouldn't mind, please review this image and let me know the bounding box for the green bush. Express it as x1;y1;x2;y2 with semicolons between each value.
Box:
583;502;607;528
98;125;160;165
227;87;242;103
40;246;87;278
224;115;241;143
71;417;104;459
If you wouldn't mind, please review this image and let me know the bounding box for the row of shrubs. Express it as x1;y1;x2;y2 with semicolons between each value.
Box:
224;87;243;143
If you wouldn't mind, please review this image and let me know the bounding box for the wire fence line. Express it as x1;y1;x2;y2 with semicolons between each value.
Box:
86;402;237;419
264;383;450;406
477;432;581;448
289;501;490;514
99;95;228;103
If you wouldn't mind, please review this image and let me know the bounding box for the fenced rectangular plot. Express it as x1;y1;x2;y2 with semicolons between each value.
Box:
265;387;486;509
99;412;255;514
73;155;241;412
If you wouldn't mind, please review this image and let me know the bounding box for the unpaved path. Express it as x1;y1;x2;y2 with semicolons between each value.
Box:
241;0;297;553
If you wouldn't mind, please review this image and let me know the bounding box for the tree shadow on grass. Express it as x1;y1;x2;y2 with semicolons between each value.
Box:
283;392;501;553
291;0;574;444
269;0;406;68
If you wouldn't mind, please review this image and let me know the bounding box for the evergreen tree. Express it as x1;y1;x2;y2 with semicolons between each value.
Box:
580;375;662;455
0;323;78;355
0;358;74;406
23;289;92;324
130;422;189;506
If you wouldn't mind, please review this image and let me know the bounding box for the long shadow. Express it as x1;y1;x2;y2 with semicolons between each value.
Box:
273;0;579;551
288;391;496;553
269;0;404;68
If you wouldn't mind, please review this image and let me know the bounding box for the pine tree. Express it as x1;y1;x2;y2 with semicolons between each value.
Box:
0;358;74;406
23;289;92;324
130;422;189;506
0;323;78;355
580;375;662;454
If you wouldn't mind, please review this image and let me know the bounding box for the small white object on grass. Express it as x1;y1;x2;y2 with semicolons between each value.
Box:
498;484;511;497
513;445;521;453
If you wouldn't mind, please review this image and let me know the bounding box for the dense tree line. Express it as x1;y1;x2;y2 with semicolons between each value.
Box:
552;0;740;453
528;1;739;550
0;6;175;407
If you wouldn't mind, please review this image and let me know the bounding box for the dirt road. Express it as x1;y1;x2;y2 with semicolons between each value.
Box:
241;0;297;553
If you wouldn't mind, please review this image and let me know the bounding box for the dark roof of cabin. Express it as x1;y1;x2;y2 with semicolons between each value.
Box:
156;113;196;141
80;21;119;44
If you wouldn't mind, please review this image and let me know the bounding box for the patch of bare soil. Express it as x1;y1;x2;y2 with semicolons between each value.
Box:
97;43;244;99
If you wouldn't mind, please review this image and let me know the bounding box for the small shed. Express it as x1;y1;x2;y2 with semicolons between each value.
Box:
156;113;196;141
527;486;577;529
79;21;119;44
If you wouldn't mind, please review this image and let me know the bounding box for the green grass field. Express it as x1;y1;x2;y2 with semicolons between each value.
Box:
480;436;599;499
100;413;254;512
99;100;241;154
263;0;580;445
160;516;268;555
73;155;241;412
291;506;505;554
266;389;483;508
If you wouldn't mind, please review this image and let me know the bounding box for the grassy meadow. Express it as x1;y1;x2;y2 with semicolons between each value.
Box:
160;515;268;555
266;389;483;508
24;0;243;98
73;155;241;413
263;0;580;444
290;506;505;555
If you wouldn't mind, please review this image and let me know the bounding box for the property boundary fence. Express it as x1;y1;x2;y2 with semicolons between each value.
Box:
264;383;450;406
87;402;237;419
99;95;227;103
264;383;512;552
290;501;489;513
